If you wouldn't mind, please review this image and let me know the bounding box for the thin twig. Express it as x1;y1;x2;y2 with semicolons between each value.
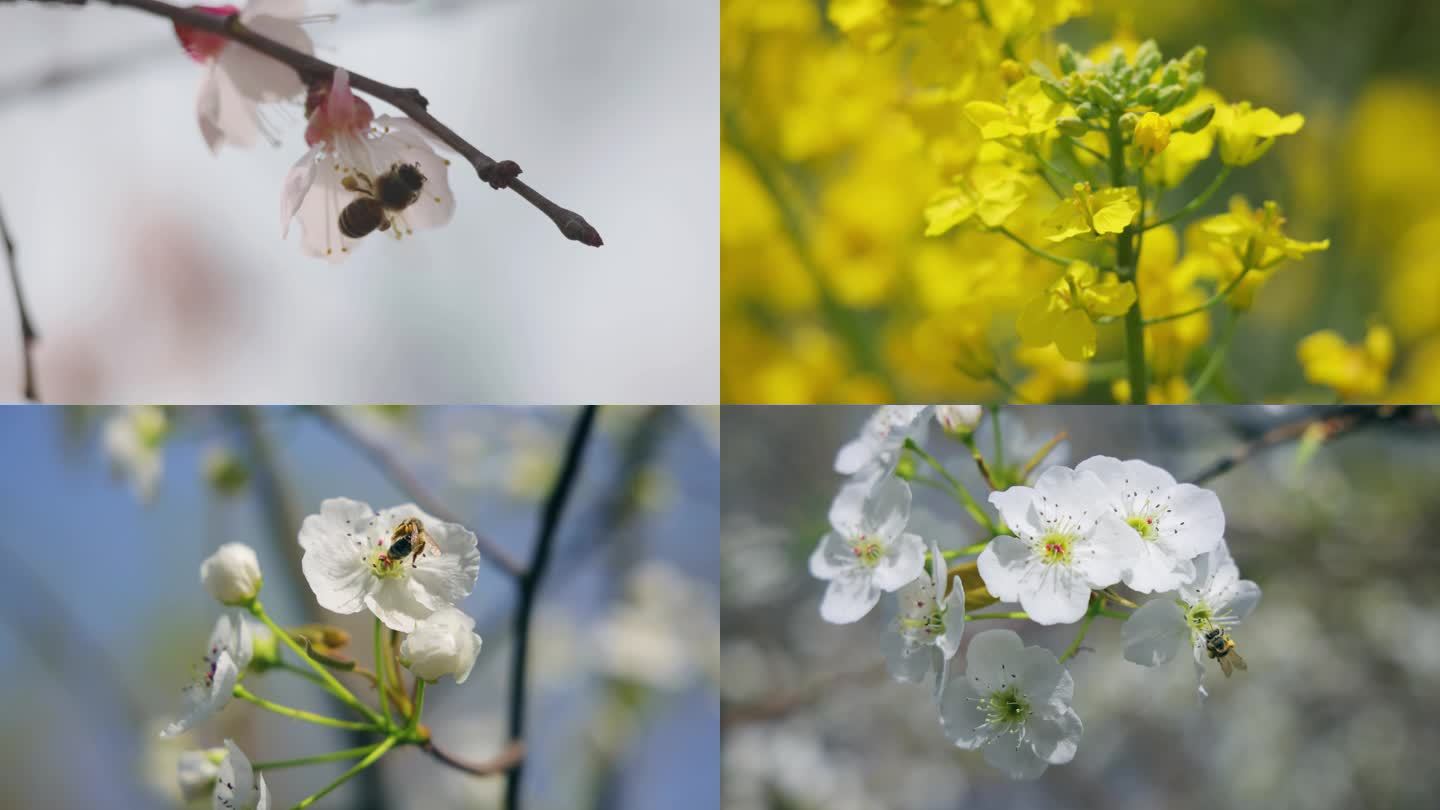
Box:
505;405;599;810
26;0;603;247
0;198;38;401
1185;406;1406;486
423;739;526;777
307;406;523;578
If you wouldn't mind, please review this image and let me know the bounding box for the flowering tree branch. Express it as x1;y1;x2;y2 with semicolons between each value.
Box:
0;198;38;401
307;406;524;578
505;405;599;810
19;0;604;248
1184;405;1429;486
421;738;526;777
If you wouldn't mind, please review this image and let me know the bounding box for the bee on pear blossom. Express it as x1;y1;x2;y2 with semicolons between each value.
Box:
337;162;428;238
1203;627;1248;677
380;517;435;569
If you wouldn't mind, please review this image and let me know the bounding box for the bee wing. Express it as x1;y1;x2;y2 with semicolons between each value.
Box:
1217;654;1234;677
1227;649;1247;672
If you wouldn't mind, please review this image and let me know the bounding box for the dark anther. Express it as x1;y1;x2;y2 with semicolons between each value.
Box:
479;159;523;190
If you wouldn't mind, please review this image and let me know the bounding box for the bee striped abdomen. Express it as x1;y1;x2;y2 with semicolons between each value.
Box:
339;197;387;239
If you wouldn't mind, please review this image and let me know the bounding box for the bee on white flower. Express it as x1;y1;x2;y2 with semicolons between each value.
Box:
281;70;456;261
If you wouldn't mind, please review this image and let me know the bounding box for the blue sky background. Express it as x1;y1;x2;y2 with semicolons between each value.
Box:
0;405;718;810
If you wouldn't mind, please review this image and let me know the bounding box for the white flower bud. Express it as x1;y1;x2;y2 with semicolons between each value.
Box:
176;748;223;801
200;543;263;606
400;607;483;684
935;405;983;435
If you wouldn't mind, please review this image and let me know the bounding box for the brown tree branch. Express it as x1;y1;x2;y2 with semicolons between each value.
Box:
422;738;526;777
0;198;38;401
306;405;524;579
20;0;603;247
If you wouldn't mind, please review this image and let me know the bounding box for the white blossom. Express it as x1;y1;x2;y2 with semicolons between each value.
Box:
175;0;315;152
978;465;1142;624
934;405;983;435
103;405;168;502
809;478;926;624
833;406;929;482
1076;456;1225;593
178;748;224;801
298;497;480;632
162;611;253;737
200;543;263;605
1121;539;1260;693
282;69;455;262
883;538;965;690
400;607;483;684
214;739;270;810
939;629;1083;779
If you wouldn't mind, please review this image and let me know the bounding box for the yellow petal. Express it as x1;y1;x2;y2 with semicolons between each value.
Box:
1053;308;1098;361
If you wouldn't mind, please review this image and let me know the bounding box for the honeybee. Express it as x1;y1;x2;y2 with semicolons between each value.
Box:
338;162;428;239
382;517;434;569
1203;627;1247;677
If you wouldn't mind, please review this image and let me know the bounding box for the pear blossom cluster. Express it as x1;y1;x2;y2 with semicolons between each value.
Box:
173;0;456;261
158;497;486;808
809;406;1261;779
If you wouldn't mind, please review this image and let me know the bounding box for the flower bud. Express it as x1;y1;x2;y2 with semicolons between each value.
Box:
1134;40;1162;76
1134;85;1158;106
1057;43;1079;75
1153;85;1184;113
248;622;281;672
1040;78;1069;104
1075;102;1100;120
1160;62;1182;87
1055;116;1089;137
935;405;983;436
1182;45;1207;72
399;607;482;684
177;748;225;801
200;543;262;606
1119;111;1139;134
1179;73;1204;105
203;446;249;497
1087;83;1119;111
999;59;1026;84
1134;112;1172;156
1180;103;1216;133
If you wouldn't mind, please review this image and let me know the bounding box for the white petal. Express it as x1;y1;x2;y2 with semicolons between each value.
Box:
882;630;932;684
219;18;309;101
196;68;225;154
1076;510;1142;589
366;577;434;632
937;676;989;750
1028;706;1083;765
379;505;481;610
1122;540;1194;594
162;650;237;737
282;145;321;237
369;117;457;231
1015;646;1071;708
927;537;945;594
242;0;306;21
807;532;853;580
1161;483;1225;559
988;485;1042;538
1121;598;1188;667
827;482;869;536
834;437;874;476
975;534;1031;604
255;775;271;810
292;158;362;262
981;734;1050;779
1033;466;1112;515
1018;565;1091;626
938;584;966;659
871;531;924;591
962;628;1024;693
298;498;378;615
863;477;912;541
1076;455;1176;493
818;575;881;624
1222;579;1262;622
208;60;262;149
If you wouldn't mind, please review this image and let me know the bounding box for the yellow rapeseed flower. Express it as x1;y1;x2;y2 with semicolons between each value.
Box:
1134;112;1171;156
1017;262;1136;360
1144;89;1222;188
923;163;1033;235
1041;183;1140;242
1200;196;1329;270
1214;101;1305;166
1297;325;1394;401
964;76;1068;140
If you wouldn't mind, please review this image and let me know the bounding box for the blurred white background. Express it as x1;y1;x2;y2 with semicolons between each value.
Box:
0;0;716;403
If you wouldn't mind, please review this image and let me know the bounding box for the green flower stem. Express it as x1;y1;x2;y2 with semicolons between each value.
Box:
1108;117;1148;404
375;618;392;726
991;226;1071;267
955;540;991;555
1143;165;1232;231
905;439;998;534
407;680;427;733
1144;264;1254;325
292;735;398;810
233;685;382;732
1058;607;1099;663
273;661;330;690
253;745;383;772
250;601;385;728
959;434;1000;490
968;611;1030;620
1189;307;1239;400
